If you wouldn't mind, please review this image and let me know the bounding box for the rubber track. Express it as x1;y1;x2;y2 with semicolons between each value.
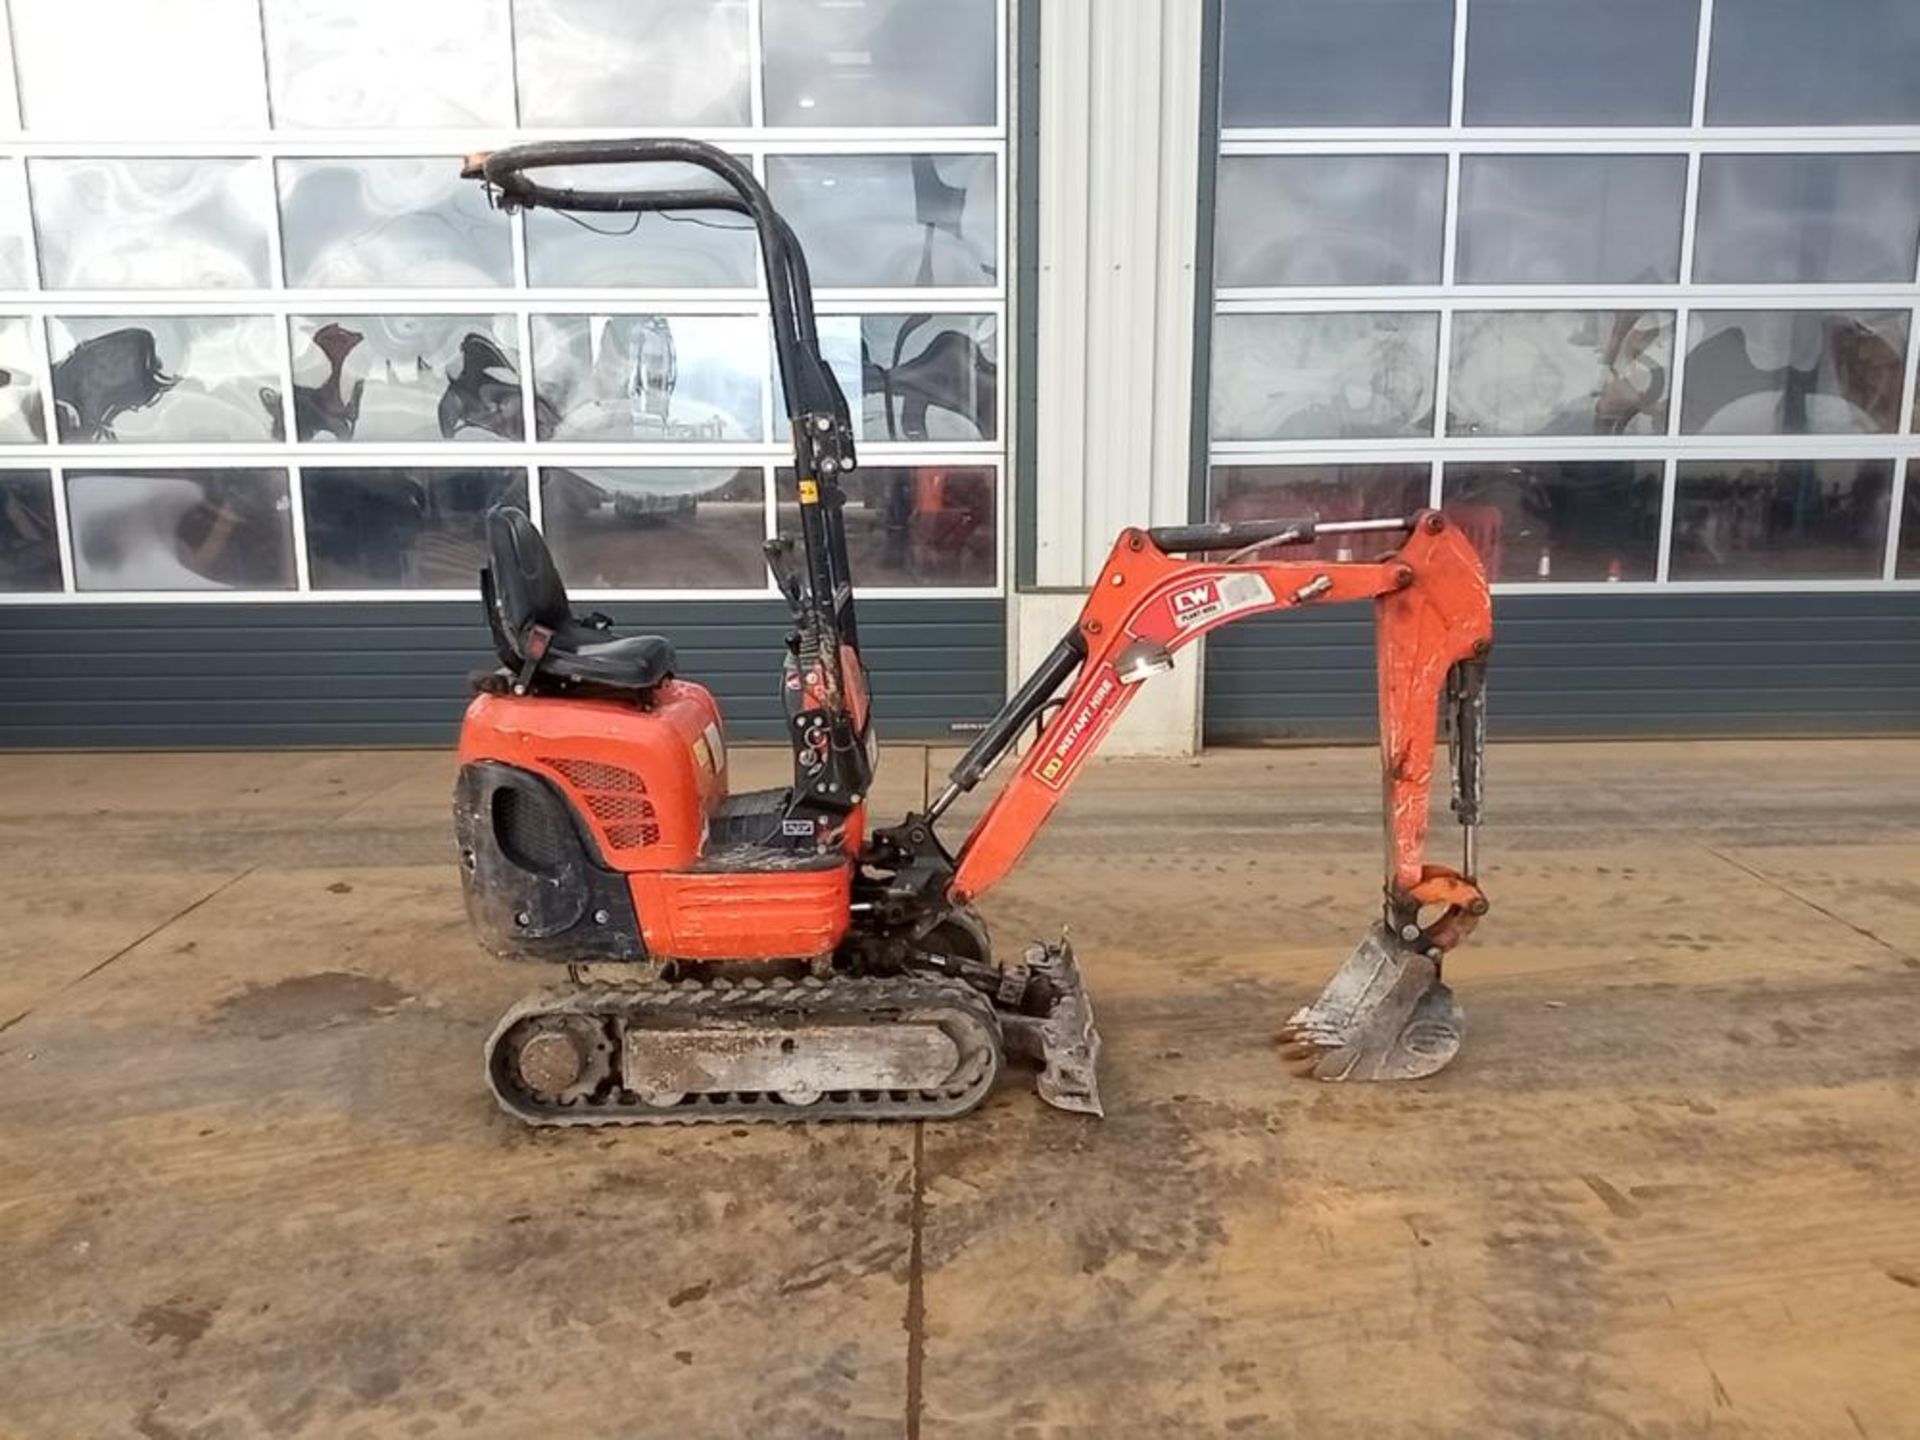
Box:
486;973;1003;1127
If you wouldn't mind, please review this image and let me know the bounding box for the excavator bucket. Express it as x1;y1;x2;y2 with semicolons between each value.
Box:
1277;921;1463;1082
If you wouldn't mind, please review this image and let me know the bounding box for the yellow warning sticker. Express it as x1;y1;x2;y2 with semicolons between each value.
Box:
798;479;820;503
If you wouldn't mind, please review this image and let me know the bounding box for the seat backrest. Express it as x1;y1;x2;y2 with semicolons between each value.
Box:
483;506;570;660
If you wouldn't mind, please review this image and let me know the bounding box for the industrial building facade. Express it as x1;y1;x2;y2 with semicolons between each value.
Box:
0;0;1915;747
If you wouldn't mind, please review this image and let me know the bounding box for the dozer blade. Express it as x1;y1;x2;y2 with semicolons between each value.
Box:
1000;939;1104;1116
1278;921;1463;1082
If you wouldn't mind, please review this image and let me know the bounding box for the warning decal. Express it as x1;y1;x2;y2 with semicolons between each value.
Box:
1035;664;1122;791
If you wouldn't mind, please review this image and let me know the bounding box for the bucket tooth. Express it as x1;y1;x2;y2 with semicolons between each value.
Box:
1279;921;1464;1082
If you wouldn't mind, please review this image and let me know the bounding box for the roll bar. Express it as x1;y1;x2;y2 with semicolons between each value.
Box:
463;139;850;441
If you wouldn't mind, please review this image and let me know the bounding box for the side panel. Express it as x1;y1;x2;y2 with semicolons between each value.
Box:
453;761;648;964
1205;591;1920;741
0;598;1005;748
629;865;853;962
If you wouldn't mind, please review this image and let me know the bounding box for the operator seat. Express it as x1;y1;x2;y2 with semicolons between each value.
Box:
481;506;676;693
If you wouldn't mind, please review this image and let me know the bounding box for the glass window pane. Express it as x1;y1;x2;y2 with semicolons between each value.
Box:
1457;155;1686;285
524;161;758;288
1208;464;1430;563
763;0;996;127
1706;0;1920;125
0;318;47;443
12;0;268;130
1214;156;1445;288
1681;311;1909;436
777;466;996;586
532;315;765;443
542;467;767;589
515;0;749;126
291;315;523;442
793;314;998;442
0;470;61;592
278;158;511;288
31;158;269;290
1672;460;1893;580
0;163;30;288
860;314;998;441
1694;154;1920;286
1899;476;1920;578
303;466;524;589
1448;310;1674;438
1443;461;1663;583
49;317;283;443
65;469;294;591
1220;0;1455;127
1464;0;1699;124
1211;312;1439;441
766;155;997;289
263;0;513;128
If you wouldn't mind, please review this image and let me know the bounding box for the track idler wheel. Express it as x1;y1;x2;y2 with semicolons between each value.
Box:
502;1014;613;1105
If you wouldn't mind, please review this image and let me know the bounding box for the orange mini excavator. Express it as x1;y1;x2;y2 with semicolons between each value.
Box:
453;140;1492;1126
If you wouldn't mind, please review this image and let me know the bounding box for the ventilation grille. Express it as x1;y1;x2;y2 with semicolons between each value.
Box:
540;757;661;851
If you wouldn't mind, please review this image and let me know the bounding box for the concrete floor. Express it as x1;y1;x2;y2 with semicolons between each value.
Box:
1;739;1918;1440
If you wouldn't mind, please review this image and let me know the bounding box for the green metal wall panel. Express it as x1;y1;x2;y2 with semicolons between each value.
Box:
1204;592;1920;742
0;599;1005;748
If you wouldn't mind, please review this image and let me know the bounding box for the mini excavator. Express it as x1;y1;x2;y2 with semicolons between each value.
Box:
453;140;1493;1126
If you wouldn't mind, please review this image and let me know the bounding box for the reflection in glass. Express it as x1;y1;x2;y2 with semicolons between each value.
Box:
766;155;997;289
11;0;269;130
532;315;764;442
0;318;47;443
1447;311;1673;438
65;469;294;591
1463;0;1699;124
524;161;758;288
49;316;283;443
1209;465;1430;563
1211;312;1438;441
1681;311;1908;436
1671;460;1893;580
1457;155;1686;285
303;467;524;589
800;314;998;441
278;158;512;287
30;158;270;289
541;467;766;589
0;471;61;592
777;467;995;587
0;163;29;288
263;0;513;128
1220;0;1455;126
1214;156;1445;287
291;316;523;442
763;0;996;126
1693;154;1920;285
1443;462;1663;583
1706;0;1920;125
1899;480;1920;579
515;0;749;126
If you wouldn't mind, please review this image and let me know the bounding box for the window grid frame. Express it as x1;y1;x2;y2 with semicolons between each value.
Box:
1209;0;1920;593
0;0;1012;605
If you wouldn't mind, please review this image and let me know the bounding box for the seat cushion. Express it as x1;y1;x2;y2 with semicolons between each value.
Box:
540;632;677;691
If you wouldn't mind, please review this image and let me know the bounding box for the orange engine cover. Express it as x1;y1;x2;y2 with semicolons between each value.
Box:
458;684;854;963
458;683;725;873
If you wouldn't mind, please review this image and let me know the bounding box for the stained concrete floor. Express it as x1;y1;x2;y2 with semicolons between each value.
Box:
1;739;1918;1440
